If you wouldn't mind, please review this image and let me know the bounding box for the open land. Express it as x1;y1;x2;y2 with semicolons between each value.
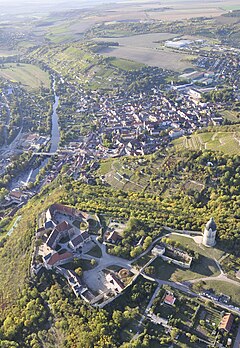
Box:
94;33;197;72
99;45;195;72
173;128;240;155
0;63;51;91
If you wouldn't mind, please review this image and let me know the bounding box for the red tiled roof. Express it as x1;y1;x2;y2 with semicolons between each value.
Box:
56;220;71;232
164;294;176;306
48;251;73;266
9;191;22;199
219;313;234;332
107;231;121;242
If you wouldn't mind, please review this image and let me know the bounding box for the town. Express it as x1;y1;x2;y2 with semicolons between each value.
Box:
0;3;239;347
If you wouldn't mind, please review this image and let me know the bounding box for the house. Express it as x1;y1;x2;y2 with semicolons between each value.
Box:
106;273;125;294
46;221;75;250
219;313;234;332
169;128;184;139
81;230;91;243
107;231;122;244
152;244;165;257
7;190;27;203
69;234;84;251
44;251;73;269
45;203;89;227
163;293;176;306
66;270;88;298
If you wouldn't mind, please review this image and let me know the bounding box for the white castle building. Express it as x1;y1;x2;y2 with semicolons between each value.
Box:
202;217;217;247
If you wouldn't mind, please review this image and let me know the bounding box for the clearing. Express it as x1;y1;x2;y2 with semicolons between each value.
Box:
0;63;51;91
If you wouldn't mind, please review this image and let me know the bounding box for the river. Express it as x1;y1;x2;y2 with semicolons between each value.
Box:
49;79;60;153
10;78;60;189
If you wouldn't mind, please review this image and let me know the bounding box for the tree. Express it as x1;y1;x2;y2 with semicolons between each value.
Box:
190;334;197;343
170;328;180;340
75;267;83;276
143;236;152;250
90;259;96;266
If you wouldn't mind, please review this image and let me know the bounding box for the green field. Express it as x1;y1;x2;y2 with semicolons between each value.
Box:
109;57;144;71
198;279;240;305
173;128;240;155
221;109;240;123
0;63;51;91
86;244;102;258
150;255;220;283
168;235;225;260
100;45;196;72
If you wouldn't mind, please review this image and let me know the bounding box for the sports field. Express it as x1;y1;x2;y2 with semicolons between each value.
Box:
0;63;51;91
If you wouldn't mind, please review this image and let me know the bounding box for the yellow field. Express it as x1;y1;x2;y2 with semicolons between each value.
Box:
0;63;51;91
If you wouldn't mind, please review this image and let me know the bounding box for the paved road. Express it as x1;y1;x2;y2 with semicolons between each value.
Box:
189;273;240;287
83;233;240;317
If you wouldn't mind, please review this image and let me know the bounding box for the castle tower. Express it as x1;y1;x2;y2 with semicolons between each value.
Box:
202;217;217;247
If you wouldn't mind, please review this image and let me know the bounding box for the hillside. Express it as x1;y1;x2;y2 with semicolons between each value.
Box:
173;125;240;155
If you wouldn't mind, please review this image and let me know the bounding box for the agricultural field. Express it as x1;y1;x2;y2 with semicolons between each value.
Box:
0;50;18;57
220;109;240;123
94;33;177;47
98;157;150;192
0;63;51;91
98;40;196;72
173;128;240;155
108;57;144;71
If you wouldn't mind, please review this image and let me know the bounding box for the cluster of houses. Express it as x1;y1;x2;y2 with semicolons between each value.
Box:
33;203;92;271
20;133;50;152
31;203;128;305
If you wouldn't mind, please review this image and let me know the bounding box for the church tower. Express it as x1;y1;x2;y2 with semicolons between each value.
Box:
202;217;217;247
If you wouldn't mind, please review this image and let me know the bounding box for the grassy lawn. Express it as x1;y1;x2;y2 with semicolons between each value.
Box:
72;219;80;229
106;265;123;272
106;275;158;313
199;280;240;305
86;243;102;258
132;254;153;268
109;57;144;71
0;63;51;91
88;218;101;234
97;159;114;175
157;303;176;319
120;316;141;342
168;234;225;261
62;258;96;271
150;255;220;283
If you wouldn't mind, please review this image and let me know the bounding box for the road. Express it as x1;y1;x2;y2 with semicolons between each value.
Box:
133;282;162;339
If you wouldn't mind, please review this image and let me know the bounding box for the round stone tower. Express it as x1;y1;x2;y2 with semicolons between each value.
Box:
202;217;217;247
